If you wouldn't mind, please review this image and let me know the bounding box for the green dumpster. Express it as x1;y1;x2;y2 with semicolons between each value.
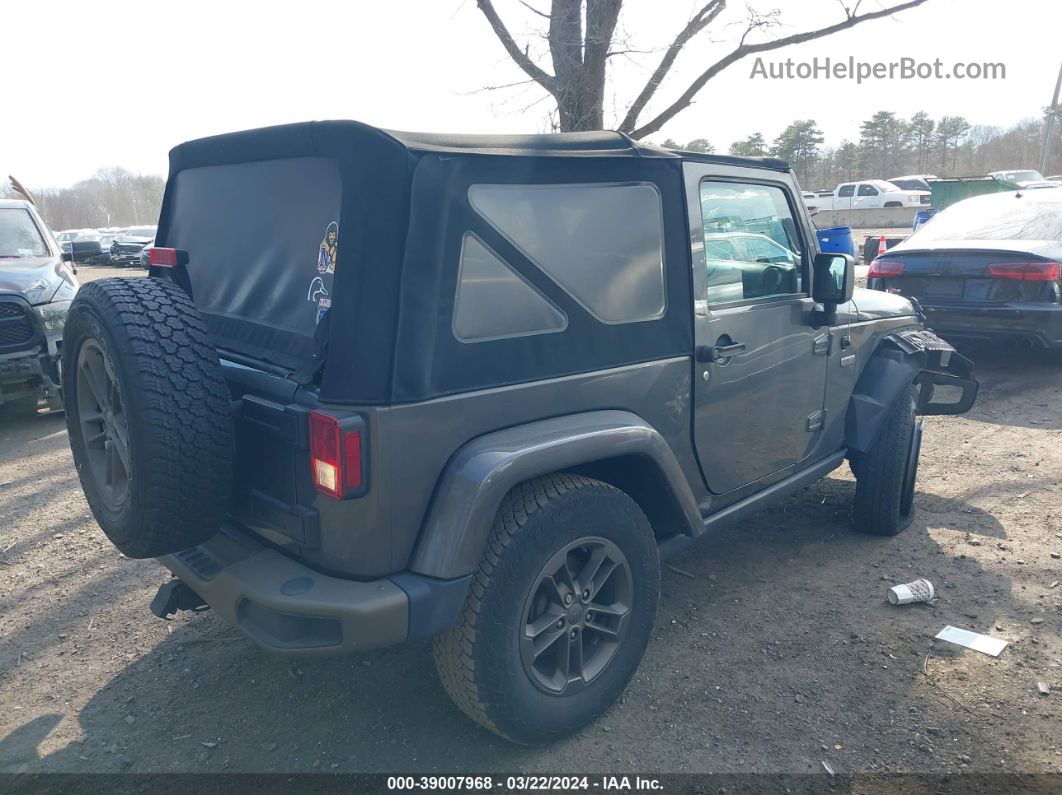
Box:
928;177;1020;210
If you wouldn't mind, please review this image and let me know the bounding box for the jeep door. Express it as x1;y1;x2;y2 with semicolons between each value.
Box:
686;164;829;494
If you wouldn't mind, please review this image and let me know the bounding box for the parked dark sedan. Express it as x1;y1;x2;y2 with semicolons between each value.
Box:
868;190;1062;349
109;225;156;266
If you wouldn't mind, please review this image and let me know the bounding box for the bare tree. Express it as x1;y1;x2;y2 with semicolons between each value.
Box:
11;168;166;231
475;0;929;137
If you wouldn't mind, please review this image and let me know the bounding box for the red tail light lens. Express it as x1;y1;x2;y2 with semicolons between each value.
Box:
148;247;188;267
988;262;1062;281
343;430;363;490
309;411;364;499
868;259;904;278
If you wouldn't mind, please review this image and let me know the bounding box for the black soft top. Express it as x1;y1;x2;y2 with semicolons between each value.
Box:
157;121;787;405
169;120;790;169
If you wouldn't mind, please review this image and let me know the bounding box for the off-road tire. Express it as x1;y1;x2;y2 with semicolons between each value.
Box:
63;278;234;558
851;384;921;536
433;473;660;745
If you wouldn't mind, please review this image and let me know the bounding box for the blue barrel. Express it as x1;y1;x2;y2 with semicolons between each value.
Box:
816;226;856;258
913;208;937;231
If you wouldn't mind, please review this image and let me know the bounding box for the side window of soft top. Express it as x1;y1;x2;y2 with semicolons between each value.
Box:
465;182;667;328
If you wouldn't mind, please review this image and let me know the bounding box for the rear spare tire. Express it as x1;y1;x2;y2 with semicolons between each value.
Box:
63;278;234;558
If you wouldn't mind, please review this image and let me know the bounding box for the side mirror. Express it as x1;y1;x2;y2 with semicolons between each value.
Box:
812;252;855;324
70;240;102;261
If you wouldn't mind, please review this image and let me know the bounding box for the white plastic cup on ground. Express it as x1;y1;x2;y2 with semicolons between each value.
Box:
887;578;934;605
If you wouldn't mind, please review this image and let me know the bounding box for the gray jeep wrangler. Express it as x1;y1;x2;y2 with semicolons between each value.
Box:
62;121;978;745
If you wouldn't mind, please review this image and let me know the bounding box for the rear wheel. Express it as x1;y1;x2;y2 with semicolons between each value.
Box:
433;474;659;744
63;278;234;558
851;384;920;536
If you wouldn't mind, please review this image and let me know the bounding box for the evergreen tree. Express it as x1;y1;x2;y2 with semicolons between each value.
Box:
770;120;824;187
935;115;972;173
835;140;859;183
728;133;767;157
684;138;716;154
908;111;936;173
859;110;909;175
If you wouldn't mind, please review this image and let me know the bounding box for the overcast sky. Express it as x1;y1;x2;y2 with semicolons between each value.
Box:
4;0;1058;188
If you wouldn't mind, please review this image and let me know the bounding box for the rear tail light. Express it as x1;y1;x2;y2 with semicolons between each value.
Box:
309;411;364;499
148;247;189;268
868;259;904;278
988;262;1061;282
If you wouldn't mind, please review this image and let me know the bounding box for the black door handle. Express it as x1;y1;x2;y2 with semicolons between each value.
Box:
696;341;746;363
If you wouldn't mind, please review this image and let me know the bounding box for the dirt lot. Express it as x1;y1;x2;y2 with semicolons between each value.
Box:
0;266;1059;777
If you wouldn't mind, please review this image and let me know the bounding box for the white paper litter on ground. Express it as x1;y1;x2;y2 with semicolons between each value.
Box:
935;625;1008;656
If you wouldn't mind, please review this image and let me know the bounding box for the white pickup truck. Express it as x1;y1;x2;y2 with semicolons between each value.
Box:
804;179;931;212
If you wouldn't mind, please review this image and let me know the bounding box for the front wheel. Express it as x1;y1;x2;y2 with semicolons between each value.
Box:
433;474;660;744
850;384;921;536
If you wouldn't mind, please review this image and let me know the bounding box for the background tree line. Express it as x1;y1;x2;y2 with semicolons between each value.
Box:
2;167;165;231
663;113;1062;190
9;110;1060;230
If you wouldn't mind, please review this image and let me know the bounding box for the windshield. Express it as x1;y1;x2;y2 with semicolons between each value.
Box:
995;170;1044;183
125;226;156;237
0;208;49;257
910;195;1062;242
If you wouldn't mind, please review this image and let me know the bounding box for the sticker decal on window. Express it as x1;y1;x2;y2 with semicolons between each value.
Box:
318;221;338;274
308;221;338;325
307;277;329;303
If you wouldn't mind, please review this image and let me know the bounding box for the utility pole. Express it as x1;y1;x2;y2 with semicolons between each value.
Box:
1039;61;1062;174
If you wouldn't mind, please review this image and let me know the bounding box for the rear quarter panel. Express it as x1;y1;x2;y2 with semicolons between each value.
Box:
304;358;702;578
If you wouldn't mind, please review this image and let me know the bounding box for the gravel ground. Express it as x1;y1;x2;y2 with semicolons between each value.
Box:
0;270;1058;778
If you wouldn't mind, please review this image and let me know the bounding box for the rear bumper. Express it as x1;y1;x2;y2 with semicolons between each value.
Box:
157;525;470;656
922;302;1062;348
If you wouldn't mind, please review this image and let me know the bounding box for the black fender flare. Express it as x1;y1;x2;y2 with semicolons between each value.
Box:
408;410;703;580
845;328;978;455
844;346;922;454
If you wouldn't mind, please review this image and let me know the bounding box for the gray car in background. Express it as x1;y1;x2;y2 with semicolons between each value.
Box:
0;200;82;414
109;225;156;266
